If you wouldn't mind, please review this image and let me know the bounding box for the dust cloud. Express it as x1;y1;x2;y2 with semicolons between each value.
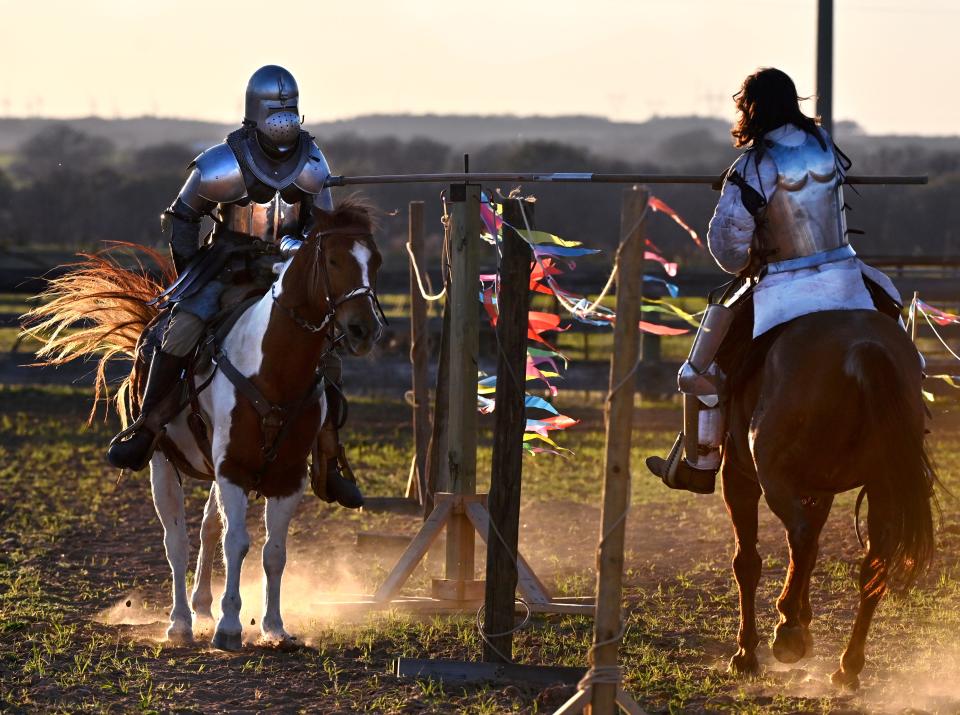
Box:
95;589;167;630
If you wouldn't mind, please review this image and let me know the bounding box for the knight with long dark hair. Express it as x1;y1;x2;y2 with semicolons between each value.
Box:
646;67;903;494
106;65;366;509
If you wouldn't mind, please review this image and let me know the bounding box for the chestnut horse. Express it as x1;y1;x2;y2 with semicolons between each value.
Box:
719;307;938;688
27;200;382;650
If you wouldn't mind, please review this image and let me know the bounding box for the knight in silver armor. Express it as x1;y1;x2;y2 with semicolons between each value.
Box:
108;65;363;509
646;67;902;494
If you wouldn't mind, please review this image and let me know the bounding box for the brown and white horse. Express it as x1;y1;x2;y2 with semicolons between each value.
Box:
26;200;382;650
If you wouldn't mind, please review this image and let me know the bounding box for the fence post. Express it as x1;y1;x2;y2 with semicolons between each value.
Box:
443;182;482;594
407;201;431;506
482;197;533;663
589;187;647;714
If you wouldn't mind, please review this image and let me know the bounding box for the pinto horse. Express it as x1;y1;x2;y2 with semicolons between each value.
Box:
26;200;382;650
719;308;938;688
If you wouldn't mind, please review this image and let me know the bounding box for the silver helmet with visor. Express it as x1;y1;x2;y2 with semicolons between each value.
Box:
244;65;301;157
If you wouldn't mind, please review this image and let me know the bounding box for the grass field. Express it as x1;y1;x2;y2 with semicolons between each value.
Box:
1;383;959;714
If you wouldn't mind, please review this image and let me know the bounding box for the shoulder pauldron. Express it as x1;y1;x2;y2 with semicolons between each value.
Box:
191;143;247;204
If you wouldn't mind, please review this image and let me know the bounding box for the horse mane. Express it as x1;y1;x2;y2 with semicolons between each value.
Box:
21;242;174;425
314;194;378;232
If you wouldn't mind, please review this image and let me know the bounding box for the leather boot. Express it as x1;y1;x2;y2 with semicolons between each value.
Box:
645;434;717;495
312;425;364;509
107;350;186;471
326;447;364;509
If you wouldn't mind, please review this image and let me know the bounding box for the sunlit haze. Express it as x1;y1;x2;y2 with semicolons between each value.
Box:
3;0;958;135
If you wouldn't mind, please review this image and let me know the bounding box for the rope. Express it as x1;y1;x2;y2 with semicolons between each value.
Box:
605;354;643;405
921;309;960;363
406;241;446;302
575;621;630;691
581;264;618;315
474;598;531;664
513;197;640;325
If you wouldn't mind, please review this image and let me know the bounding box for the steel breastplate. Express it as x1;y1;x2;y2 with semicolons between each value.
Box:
759;132;847;261
219;195;302;243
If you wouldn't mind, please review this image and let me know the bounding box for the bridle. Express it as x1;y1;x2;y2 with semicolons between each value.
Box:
270;228;387;336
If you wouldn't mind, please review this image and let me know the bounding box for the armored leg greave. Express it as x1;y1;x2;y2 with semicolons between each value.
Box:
647;303;735;494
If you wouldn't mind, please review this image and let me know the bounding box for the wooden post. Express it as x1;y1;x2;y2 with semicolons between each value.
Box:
589;187;647;714
408;201;431;505
482;198;534;663
424;224;453;518
816;0;833;135
443;183;481;590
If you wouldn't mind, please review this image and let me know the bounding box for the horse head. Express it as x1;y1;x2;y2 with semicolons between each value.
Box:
299;198;384;355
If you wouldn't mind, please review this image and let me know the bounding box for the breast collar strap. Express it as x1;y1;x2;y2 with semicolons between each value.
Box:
212;345;325;493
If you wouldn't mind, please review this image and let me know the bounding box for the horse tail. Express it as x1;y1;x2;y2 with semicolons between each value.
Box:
845;340;939;588
21;242;175;426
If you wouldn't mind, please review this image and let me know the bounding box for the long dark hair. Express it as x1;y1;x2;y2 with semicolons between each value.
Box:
731;68;824;149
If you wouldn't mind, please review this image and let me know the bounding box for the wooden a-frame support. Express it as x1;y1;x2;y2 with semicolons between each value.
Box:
362;186;591;617
371;491;588;614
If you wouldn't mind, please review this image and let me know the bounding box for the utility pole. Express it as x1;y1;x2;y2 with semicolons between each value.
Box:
816;0;834;134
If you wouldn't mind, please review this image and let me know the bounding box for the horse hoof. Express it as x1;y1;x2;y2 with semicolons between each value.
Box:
771;625;808;664
831;668;860;690
728;650;760;676
211;630;243;652
258;632;301;651
166;624;194;646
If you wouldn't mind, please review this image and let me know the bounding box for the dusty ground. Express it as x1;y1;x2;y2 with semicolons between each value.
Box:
1;385;959;714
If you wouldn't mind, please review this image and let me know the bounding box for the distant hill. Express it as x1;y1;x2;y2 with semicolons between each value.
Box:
3;114;956;165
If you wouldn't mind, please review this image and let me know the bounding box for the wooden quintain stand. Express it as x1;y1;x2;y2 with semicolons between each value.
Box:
368;185;590;617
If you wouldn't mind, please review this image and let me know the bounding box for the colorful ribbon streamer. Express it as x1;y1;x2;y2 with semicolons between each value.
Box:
473;189;704;452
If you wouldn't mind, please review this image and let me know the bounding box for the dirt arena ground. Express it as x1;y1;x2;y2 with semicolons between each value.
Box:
2;384;958;713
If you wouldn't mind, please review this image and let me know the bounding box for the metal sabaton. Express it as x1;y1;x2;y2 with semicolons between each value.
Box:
323;172;928;188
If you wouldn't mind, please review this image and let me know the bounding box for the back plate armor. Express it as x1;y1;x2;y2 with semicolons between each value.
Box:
758;132;847;261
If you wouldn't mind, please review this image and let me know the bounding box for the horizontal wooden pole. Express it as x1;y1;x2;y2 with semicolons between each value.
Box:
324;171;927;188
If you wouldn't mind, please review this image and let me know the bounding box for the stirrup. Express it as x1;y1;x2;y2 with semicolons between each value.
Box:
653;433;684;483
325;457;364;509
107;423;166;472
109;414;147;447
646;434;717;495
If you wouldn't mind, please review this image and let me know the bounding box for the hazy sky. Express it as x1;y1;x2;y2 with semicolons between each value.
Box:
3;0;957;135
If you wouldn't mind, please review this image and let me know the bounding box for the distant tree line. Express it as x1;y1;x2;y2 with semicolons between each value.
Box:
2;124;958;269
